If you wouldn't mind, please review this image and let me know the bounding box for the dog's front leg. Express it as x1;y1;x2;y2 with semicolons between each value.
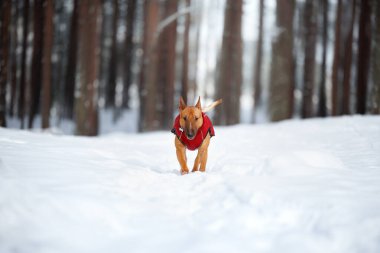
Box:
175;138;189;175
193;134;210;172
192;153;201;172
199;149;208;172
192;148;207;172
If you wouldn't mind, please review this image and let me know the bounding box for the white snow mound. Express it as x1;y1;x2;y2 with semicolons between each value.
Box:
0;116;380;253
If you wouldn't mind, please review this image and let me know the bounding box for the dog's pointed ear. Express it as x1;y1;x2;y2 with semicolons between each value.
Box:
179;96;186;111
195;96;201;110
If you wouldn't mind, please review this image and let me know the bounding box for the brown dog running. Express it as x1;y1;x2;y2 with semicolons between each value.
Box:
171;97;222;175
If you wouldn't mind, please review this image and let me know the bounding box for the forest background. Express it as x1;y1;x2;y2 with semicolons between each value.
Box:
0;0;379;135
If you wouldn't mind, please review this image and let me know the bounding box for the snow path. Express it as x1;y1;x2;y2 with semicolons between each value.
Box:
0;116;380;253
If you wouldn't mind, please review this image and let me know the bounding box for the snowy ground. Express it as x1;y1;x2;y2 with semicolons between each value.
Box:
1;116;380;253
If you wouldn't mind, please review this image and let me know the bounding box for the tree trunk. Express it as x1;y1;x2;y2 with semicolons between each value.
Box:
181;0;191;104
341;0;356;115
0;0;11;127
371;0;380;113
269;0;295;122
64;0;78;119
106;0;119;108
331;0;342;116
188;4;202;103
52;1;69;122
156;0;178;129
28;0;44;128
317;0;328;117
18;0;29;128
122;0;137;108
9;1;19;117
75;0;101;136
41;0;54;129
138;0;159;132
253;0;264;123
214;0;243;125
301;0;317;118
356;0;372;114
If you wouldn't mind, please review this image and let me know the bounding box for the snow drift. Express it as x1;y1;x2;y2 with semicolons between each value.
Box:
1;116;380;253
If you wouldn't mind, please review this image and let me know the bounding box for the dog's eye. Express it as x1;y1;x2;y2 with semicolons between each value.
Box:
195;117;199;121
183;116;187;121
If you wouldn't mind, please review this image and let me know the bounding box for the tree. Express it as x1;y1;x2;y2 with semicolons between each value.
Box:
122;0;137;108
156;0;178;129
214;0;243;125
269;0;295;121
253;0;264;123
356;0;372;114
28;0;44;128
75;0;101;136
18;0;29;128
331;0;342;116
9;1;19;117
301;0;317;118
0;0;11;127
341;0;356;115
139;0;160;131
41;0;54;129
106;0;119;108
317;0;328;117
64;0;79;119
187;1;202;104
181;0;191;104
371;0;380;113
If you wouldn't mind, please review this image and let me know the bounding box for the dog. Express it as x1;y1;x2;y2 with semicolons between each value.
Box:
171;97;222;175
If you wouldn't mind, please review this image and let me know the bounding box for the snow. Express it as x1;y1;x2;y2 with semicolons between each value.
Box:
1;116;380;253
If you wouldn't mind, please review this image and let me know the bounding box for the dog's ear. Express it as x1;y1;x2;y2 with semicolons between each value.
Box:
195;96;201;110
179;96;186;111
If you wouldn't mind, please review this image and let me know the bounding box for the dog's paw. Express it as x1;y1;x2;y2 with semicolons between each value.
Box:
181;169;189;175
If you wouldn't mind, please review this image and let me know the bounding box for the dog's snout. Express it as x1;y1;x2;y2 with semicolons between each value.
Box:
186;128;196;139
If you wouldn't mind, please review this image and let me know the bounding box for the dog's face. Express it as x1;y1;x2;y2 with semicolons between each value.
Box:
179;97;203;140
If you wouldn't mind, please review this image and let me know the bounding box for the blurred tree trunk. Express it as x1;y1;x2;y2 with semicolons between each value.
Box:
187;3;202;103
51;4;66;118
181;0;191;104
75;0;101;136
317;0;328;117
28;0;44;128
341;0;356;115
331;0;342;116
52;2;69;121
106;0;119;108
9;1;19;117
301;0;317;118
97;0;108;107
371;0;380;113
64;0;78;119
41;0;54;129
356;0;372;114
214;0;243;125
0;0;11;127
122;0;137;108
18;0;29;128
269;0;295;122
253;0;264;123
156;0;178;129
139;0;159;131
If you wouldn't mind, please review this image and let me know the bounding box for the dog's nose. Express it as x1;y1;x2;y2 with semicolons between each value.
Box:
187;133;194;138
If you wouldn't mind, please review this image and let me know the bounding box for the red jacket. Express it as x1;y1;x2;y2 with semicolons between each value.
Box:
171;113;215;151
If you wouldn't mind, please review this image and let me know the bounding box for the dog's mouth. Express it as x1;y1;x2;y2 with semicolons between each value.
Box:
186;132;196;140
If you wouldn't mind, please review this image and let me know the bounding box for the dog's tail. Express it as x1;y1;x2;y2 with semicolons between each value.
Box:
202;99;223;113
